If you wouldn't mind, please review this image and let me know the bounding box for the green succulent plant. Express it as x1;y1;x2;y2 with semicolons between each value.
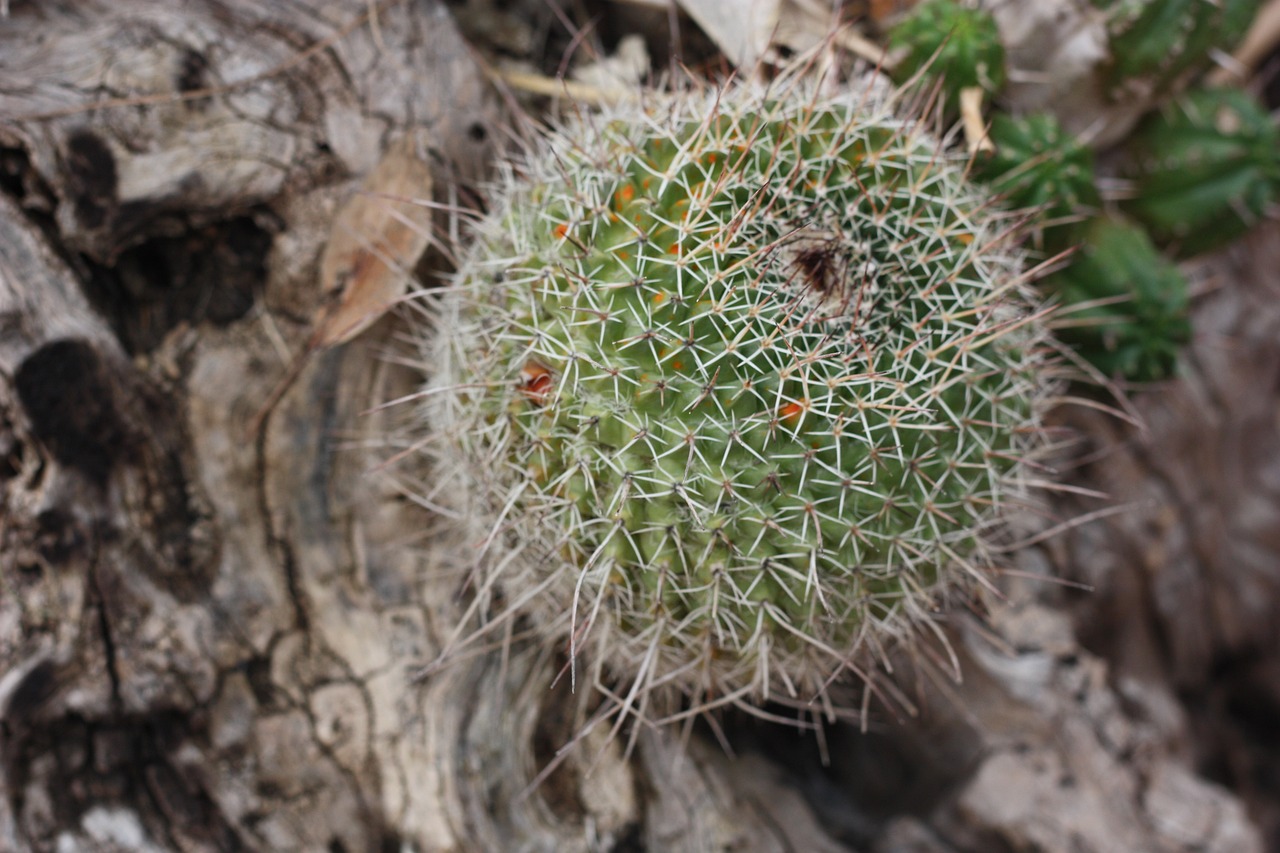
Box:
889;0;1006;112
418;74;1054;719
975;112;1101;251
1121;85;1280;258
1046;215;1190;381
1093;0;1259;98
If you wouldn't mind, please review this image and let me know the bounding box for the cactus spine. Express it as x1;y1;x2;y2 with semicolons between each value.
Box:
419;74;1053;718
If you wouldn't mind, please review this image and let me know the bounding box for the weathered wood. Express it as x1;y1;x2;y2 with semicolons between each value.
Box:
2;2;830;850
1;1;1275;851
1049;223;1280;848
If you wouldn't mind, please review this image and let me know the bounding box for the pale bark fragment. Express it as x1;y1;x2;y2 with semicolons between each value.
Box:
1;1;1276;851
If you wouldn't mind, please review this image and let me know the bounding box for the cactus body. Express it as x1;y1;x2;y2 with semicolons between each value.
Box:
1121;86;1279;258
422;76;1051;713
1047;215;1189;381
890;0;1006;110
975;112;1100;250
1094;0;1259;98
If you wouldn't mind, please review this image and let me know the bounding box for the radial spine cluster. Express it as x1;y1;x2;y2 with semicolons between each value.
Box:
422;74;1052;715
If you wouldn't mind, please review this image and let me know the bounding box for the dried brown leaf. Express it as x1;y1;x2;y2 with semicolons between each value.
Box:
312;134;434;347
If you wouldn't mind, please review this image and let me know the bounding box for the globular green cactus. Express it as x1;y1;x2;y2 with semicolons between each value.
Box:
1046;215;1190;381
1121;86;1280;258
974;112;1100;251
889;0;1006;111
1093;0;1259;98
420;75;1053;717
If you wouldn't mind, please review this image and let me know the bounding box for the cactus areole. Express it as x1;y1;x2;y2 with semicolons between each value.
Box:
422;76;1051;716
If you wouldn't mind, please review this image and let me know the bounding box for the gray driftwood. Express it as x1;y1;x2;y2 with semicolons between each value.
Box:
0;1;1273;851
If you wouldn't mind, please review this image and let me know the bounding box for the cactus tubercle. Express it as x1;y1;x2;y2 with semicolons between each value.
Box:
417;74;1054;718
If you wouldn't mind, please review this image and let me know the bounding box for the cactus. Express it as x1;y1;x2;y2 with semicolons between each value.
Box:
419;74;1053;718
1046;215;1190;381
1093;0;1259;98
889;0;1006;111
1120;86;1280;258
974;112;1100;251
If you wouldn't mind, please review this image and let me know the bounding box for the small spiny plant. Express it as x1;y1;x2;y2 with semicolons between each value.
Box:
1093;0;1259;99
1121;85;1280;258
888;0;1006;112
1044;214;1190;382
971;112;1190;382
974;112;1100;252
415;71;1056;726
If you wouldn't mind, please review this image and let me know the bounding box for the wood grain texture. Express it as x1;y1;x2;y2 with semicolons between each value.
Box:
0;1;1274;851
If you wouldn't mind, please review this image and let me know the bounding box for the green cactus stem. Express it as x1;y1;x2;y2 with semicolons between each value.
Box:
1046;215;1190;381
889;0;1007;112
1094;0;1260;98
974;112;1101;251
418;74;1054;718
1121;85;1280;258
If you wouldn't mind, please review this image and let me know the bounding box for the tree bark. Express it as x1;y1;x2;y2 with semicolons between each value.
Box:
0;2;1274;851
